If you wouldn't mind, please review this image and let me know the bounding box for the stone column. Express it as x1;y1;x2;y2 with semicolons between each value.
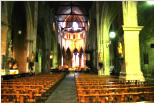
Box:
38;49;42;73
26;2;38;74
1;2;9;74
121;1;145;81
102;26;110;75
52;39;58;69
147;42;154;77
96;2;104;75
33;2;38;74
1;23;8;70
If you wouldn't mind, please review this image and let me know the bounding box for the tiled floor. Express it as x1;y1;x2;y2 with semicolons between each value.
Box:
45;72;78;103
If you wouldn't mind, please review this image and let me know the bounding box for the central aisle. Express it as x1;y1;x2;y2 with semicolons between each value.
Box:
45;72;78;103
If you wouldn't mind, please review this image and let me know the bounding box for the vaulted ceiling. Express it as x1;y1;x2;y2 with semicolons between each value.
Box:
48;1;92;32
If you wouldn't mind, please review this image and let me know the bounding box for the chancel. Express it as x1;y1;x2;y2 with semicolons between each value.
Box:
1;1;154;103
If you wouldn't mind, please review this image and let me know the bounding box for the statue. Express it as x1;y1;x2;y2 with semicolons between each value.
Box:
117;42;123;58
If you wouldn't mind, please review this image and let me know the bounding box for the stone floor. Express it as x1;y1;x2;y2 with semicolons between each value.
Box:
45;72;78;103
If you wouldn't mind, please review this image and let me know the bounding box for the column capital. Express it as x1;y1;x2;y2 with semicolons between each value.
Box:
122;26;144;31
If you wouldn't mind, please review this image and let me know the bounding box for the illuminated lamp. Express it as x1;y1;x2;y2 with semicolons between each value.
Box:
50;51;53;59
72;22;78;30
13;64;18;69
50;55;53;59
18;30;22;35
147;1;154;5
109;32;116;39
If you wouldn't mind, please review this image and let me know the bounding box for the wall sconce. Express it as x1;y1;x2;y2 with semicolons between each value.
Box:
109;32;116;39
18;30;22;35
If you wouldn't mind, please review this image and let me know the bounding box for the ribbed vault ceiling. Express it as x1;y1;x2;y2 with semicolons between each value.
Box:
48;1;92;32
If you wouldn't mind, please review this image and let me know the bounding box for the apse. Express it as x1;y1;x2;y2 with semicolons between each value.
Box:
55;3;89;70
57;5;88;51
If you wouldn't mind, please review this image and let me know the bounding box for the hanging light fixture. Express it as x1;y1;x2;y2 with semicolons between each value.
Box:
109;32;116;39
18;30;22;35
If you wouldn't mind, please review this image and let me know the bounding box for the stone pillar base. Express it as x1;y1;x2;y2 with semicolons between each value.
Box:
98;69;104;75
98;69;110;76
34;62;39;75
120;72;145;81
104;68;110;75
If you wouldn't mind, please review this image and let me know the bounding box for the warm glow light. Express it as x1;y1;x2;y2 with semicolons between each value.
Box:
63;32;85;53
1;69;5;75
81;53;84;67
18;30;22;35
61;56;63;66
147;1;154;5
50;55;53;59
72;53;75;67
117;42;123;57
10;70;19;75
66;40;71;49
72;22;78;30
76;53;79;67
72;53;79;67
109;32;116;39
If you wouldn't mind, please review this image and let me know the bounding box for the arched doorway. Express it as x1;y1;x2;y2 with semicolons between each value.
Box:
65;48;72;68
72;48;79;68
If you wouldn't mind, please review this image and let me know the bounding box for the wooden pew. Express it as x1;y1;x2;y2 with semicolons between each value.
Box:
1;73;65;103
75;73;154;103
